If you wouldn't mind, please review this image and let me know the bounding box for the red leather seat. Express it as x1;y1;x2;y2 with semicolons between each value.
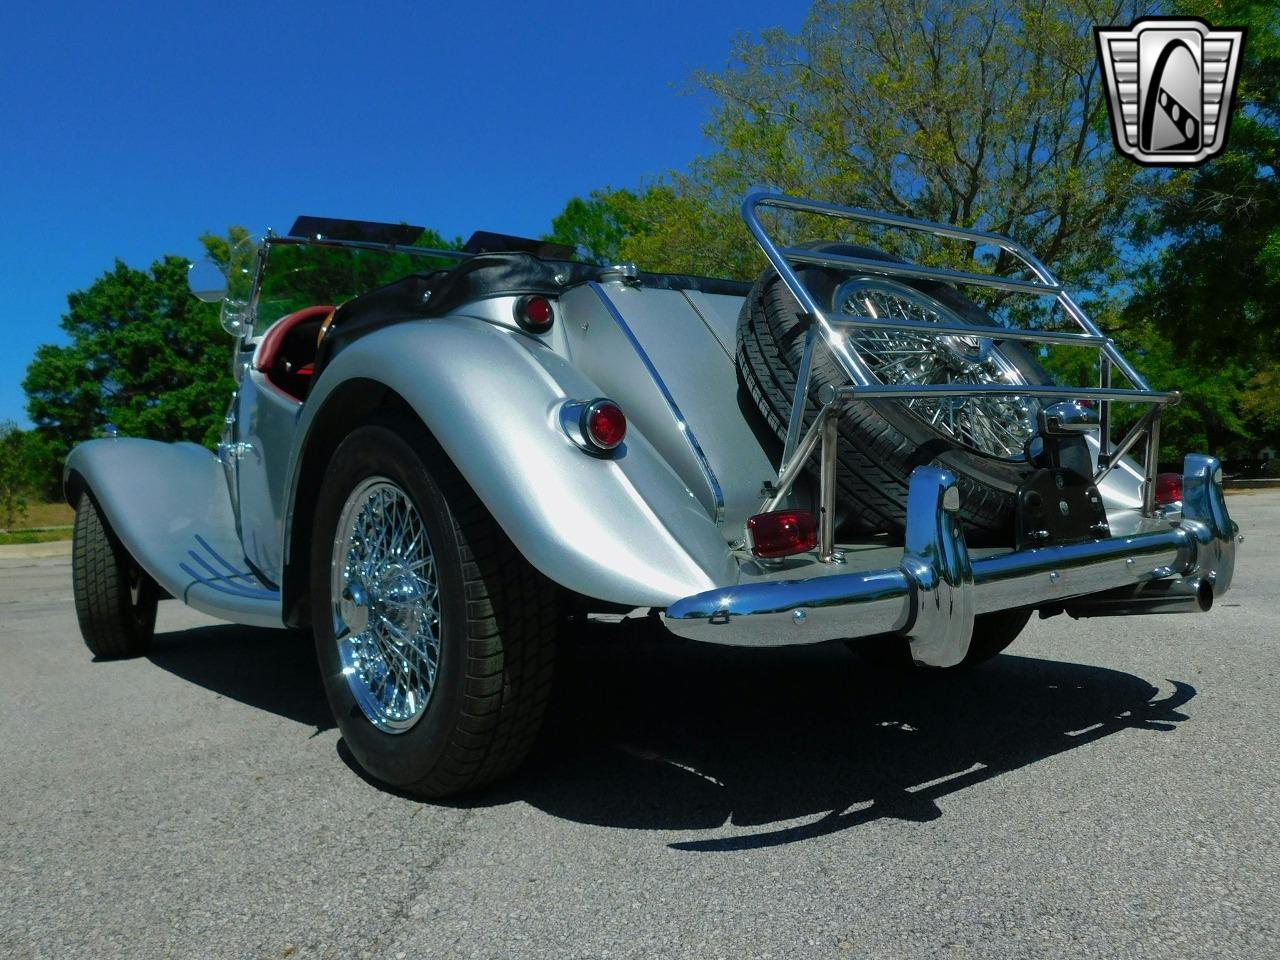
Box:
254;305;335;374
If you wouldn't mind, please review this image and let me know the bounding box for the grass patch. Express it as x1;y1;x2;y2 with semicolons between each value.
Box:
13;501;75;529
0;528;74;545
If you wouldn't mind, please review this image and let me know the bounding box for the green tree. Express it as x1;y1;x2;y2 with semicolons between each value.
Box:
1121;0;1280;457
0;422;36;528
23;235;239;479
545;190;644;264
576;0;1161;283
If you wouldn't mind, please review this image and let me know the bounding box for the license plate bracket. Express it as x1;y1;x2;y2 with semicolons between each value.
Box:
1014;468;1110;549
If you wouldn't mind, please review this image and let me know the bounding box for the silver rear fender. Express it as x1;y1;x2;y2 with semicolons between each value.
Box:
290;316;736;607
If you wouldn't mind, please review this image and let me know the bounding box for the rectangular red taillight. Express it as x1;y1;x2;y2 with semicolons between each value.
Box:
1154;472;1183;506
747;509;818;558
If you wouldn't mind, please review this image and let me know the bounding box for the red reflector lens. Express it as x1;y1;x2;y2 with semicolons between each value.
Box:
1154;472;1183;506
515;295;554;332
584;401;626;450
747;509;818;558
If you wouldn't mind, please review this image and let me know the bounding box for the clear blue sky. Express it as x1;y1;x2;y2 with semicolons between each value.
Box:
0;0;806;427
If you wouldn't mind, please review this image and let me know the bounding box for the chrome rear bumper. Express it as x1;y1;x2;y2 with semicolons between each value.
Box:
661;455;1239;667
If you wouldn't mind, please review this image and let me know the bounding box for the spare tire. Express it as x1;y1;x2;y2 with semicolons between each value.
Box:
737;243;1083;543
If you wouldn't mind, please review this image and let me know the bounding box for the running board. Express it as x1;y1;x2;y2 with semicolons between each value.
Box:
65;438;284;629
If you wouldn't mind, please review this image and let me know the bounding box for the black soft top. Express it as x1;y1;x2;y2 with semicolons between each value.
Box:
315;252;750;372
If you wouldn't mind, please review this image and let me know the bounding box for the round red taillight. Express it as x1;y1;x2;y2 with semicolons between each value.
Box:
583;400;626;451
515;295;554;333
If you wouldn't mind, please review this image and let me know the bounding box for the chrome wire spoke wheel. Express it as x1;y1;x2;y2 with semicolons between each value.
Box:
331;477;441;733
836;276;1039;460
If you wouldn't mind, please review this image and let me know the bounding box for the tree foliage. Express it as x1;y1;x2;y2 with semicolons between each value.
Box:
0;422;32;528
0;422;58;525
549;0;1278;459
564;0;1161;284
23;235;239;479
1120;0;1280;455
545;191;643;265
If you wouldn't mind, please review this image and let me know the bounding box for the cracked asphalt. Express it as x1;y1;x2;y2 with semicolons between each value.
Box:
2;493;1277;960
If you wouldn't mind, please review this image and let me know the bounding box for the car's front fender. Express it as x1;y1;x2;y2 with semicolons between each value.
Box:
288;316;736;607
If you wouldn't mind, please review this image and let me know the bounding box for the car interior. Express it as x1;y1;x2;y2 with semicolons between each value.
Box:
252;305;334;401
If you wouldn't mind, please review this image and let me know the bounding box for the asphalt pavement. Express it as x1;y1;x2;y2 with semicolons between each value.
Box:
2;494;1277;960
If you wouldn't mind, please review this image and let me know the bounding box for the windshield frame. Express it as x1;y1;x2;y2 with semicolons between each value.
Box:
241;235;472;339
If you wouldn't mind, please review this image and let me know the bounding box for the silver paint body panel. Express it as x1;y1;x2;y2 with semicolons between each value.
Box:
560;283;777;531
232;364;301;584
290;312;737;608
64;438;283;628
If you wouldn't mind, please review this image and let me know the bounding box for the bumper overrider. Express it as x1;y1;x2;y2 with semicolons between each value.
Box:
662;454;1239;667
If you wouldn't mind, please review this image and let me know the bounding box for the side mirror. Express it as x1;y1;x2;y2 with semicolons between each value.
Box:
187;259;228;303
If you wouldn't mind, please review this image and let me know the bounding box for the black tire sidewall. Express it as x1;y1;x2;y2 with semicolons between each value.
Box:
309;421;471;787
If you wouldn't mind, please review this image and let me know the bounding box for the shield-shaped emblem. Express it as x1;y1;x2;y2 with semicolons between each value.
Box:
1095;18;1246;166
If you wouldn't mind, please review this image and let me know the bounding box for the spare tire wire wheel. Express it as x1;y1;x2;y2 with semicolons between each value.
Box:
736;242;1086;540
836;276;1038;461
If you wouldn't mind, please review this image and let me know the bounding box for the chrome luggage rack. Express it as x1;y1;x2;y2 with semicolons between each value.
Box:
741;192;1178;558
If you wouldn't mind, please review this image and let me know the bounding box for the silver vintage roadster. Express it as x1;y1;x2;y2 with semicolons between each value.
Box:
66;194;1240;797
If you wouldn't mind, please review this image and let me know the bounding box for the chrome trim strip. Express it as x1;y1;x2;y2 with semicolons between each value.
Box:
782;247;1062;296
830;313;1109;347
178;534;279;601
781;325;818;470
587;281;726;524
824;383;1178;404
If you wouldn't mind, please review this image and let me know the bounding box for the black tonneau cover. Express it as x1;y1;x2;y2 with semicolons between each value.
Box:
315;253;750;373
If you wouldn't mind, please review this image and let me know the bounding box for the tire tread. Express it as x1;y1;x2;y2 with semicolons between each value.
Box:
72;493;155;659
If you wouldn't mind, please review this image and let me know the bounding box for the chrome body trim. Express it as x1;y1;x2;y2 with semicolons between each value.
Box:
662;455;1238;663
1039;401;1100;435
586;281;726;524
820;383;1179;404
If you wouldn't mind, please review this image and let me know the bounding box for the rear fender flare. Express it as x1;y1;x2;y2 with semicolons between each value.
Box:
283;316;734;618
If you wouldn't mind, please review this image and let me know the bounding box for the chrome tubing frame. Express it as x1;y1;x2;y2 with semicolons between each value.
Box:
664;455;1238;665
741;192;1177;530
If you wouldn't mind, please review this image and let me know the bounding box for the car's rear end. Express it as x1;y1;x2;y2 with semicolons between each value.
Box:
540;193;1239;666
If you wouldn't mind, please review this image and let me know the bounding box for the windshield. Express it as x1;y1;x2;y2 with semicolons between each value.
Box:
251;239;463;333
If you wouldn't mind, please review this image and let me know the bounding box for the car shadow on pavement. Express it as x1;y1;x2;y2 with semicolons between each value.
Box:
147;624;335;732
144;620;1194;851
478;626;1196;851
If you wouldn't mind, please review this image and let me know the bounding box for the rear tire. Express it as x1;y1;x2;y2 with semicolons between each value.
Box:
310;418;560;798
72;492;158;659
